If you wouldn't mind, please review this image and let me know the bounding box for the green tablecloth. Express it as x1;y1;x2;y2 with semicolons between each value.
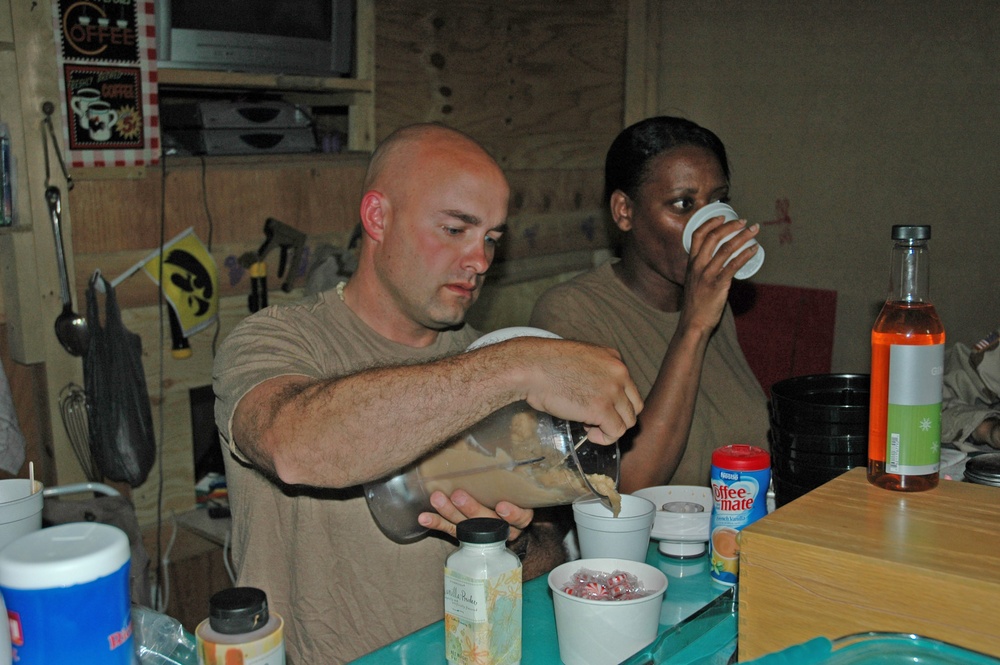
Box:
351;541;737;664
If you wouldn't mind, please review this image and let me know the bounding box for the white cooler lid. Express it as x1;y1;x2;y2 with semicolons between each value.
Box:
0;522;130;589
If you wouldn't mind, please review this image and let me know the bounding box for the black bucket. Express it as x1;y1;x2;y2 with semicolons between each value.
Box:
768;373;870;507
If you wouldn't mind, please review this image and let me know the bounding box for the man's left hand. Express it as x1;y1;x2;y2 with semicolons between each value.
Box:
419;489;533;541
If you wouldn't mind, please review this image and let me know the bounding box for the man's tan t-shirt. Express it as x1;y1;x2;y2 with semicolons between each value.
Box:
213;288;478;664
530;260;769;486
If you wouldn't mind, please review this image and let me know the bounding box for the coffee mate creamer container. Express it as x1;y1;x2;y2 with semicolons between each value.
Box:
709;444;770;586
0;522;136;664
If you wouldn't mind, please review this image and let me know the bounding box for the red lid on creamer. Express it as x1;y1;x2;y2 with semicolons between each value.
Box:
712;444;770;471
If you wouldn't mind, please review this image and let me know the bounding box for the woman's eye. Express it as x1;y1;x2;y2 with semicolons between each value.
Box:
669;198;695;213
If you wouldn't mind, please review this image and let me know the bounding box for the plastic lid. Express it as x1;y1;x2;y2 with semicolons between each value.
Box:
0;522;130;590
209;587;270;635
456;517;509;544
712;444;770;471
891;225;931;240
964;452;1000;487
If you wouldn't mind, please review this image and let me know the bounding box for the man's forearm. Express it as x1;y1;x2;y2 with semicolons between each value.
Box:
237;351;521;488
234;337;640;489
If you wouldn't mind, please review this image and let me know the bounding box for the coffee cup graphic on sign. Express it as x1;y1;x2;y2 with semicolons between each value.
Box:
84;101;119;142
70;88;101;131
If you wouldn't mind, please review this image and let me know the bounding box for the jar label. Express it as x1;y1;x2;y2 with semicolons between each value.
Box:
196;618;285;665
709;465;769;586
886;343;943;474
444;567;521;665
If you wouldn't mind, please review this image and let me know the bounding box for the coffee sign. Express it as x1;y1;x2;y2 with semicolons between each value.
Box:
65;66;142;150
51;0;159;167
58;0;139;63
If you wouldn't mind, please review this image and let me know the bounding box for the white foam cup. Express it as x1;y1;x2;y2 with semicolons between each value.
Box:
682;202;764;279
572;494;655;562
0;479;43;553
548;557;668;665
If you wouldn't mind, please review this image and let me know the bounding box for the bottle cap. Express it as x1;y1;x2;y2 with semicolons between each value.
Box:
891;225;931;241
712;444;770;471
456;517;509;544
209;586;270;634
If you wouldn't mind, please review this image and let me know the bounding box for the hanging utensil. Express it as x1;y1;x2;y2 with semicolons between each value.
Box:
58;383;101;482
46;186;89;356
42;102;88;356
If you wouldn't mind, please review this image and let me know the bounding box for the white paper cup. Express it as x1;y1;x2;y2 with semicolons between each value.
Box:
572;494;655;562
548;557;668;665
0;479;43;553
682;201;764;279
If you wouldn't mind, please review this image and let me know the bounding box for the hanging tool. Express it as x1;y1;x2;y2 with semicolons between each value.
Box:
238;218;306;313
58;383;101;482
236;252;268;313
43;102;89;356
258;217;307;293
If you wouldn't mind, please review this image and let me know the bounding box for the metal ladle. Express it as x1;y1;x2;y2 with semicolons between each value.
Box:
46;185;89;356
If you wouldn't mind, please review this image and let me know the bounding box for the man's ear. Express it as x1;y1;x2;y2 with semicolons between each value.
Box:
359;190;388;242
609;190;633;232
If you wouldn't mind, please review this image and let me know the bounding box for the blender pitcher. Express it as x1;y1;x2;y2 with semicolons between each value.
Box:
364;400;620;543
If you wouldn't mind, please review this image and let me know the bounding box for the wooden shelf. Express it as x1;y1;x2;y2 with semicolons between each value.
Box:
157;67;374;96
156;0;375;153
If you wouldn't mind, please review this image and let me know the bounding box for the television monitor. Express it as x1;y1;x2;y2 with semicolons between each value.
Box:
155;0;353;78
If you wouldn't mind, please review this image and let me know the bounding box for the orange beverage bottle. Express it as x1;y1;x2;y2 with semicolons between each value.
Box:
867;225;945;491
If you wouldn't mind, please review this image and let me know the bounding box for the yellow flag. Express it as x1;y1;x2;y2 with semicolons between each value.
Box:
141;228;218;336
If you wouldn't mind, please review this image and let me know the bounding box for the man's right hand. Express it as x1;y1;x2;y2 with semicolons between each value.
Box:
500;337;643;444
974;417;1000;448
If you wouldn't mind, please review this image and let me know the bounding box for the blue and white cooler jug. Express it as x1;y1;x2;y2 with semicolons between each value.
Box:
0;522;136;664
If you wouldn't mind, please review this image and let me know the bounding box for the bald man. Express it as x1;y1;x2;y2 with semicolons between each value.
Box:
213;123;642;664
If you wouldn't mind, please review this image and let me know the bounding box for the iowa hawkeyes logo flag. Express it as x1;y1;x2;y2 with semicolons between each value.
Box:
138;228;218;337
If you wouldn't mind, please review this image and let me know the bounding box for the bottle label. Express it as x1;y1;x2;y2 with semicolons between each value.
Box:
196;618;285;665
709;465;770;586
445;567;521;665
886;343;944;474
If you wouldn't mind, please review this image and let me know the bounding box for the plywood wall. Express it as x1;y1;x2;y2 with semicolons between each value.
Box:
645;1;1000;374
51;0;629;525
375;0;628;329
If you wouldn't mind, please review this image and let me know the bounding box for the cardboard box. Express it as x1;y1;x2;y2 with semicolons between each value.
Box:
739;467;1000;659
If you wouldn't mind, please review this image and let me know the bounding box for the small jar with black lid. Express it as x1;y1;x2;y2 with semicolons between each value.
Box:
445;517;521;665
196;586;285;665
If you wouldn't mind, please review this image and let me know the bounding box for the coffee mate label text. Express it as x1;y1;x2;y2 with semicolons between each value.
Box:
709;464;769;586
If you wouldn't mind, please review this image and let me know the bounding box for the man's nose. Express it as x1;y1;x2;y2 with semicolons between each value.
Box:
464;241;491;274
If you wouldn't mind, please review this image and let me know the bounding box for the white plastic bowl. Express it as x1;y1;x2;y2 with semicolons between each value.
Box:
466;326;561;351
633;485;712;558
548;557;668;665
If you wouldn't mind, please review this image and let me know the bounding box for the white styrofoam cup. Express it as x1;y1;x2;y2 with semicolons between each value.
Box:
572;494;655;562
682;202;764;279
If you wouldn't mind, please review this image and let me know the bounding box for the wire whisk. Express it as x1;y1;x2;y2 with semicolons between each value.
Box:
59;383;101;482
